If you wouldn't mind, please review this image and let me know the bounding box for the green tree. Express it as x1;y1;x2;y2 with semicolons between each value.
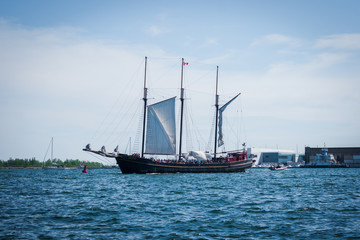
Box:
0;158;104;168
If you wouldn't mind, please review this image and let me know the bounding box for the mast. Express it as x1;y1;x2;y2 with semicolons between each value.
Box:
178;58;185;161
51;137;53;163
214;66;219;161
141;56;148;158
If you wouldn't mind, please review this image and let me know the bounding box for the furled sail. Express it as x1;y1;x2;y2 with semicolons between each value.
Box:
218;93;240;147
145;97;176;155
186;151;212;161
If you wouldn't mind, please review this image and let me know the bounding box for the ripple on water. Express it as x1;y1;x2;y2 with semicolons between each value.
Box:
1;168;360;239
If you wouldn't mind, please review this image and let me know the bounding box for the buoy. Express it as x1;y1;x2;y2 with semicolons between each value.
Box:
82;165;87;173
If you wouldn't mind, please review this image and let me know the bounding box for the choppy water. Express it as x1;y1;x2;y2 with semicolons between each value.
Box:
1;168;359;239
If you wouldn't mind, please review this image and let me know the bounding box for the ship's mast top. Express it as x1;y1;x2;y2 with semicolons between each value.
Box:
214;66;219;161
141;56;148;158
178;58;185;161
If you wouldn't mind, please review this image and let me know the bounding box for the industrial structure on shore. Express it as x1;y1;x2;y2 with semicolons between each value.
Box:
248;146;360;168
304;147;360;168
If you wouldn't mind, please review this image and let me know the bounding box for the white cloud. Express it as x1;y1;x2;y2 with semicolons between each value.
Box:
253;33;360;50
251;34;302;47
265;34;297;44
266;52;350;75
201;38;217;47
0;21;167;161
201;50;237;65
157;11;169;21
315;34;360;50
147;25;165;36
304;52;350;70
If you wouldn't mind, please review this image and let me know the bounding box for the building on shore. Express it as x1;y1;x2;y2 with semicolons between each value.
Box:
248;147;304;167
304;147;360;168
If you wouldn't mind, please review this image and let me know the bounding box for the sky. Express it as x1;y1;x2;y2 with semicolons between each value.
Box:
1;0;360;164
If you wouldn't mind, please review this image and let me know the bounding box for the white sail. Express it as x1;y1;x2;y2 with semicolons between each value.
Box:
218;93;240;147
145;97;176;155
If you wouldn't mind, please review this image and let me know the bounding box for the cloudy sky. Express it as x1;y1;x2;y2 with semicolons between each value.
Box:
1;0;359;163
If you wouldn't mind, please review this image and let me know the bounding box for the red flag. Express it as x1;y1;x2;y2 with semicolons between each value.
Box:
183;62;188;65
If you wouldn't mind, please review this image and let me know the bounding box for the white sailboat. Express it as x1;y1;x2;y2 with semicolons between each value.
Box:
42;138;65;170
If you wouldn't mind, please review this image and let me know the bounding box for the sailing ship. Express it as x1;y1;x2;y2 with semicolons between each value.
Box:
84;57;253;174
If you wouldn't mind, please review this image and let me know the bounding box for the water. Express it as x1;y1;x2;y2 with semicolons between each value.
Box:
1;168;359;239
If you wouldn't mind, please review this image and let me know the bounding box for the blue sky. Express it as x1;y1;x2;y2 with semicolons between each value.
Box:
1;1;359;163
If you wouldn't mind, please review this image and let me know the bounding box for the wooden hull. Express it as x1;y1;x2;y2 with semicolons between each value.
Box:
115;154;253;174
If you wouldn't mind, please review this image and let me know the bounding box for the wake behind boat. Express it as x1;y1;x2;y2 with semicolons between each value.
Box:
83;57;253;174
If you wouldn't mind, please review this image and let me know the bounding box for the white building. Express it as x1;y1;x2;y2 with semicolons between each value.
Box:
247;147;303;167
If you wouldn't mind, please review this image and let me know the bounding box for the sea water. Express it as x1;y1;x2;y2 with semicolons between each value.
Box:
0;168;359;239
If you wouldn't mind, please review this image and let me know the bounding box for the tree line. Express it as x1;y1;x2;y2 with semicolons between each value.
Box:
0;158;104;168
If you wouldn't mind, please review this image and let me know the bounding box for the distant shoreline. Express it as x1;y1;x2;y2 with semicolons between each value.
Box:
0;158;106;169
0;166;118;169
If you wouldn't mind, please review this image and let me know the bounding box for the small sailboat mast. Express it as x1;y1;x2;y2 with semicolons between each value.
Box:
214;66;219;161
178;58;185;161
51;137;53;163
43;137;53;167
141;56;148;158
43;137;61;169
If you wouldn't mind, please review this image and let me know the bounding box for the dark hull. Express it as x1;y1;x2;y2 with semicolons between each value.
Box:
115;154;253;174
